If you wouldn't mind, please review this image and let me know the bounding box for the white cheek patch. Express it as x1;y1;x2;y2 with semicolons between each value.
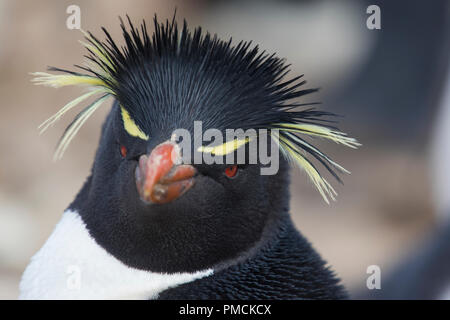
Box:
19;210;213;300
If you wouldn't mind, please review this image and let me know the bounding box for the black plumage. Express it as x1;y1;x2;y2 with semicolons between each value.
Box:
43;15;358;188
30;14;357;299
159;212;346;299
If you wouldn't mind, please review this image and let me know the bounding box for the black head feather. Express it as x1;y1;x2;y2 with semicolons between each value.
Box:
82;16;320;134
29;15;356;297
33;14;359;203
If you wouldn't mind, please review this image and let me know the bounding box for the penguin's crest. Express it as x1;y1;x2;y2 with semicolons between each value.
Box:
31;15;360;203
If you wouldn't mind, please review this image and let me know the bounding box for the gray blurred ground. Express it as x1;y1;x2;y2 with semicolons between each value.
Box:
0;0;440;299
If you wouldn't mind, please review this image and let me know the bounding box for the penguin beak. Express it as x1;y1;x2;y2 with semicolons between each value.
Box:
135;141;197;204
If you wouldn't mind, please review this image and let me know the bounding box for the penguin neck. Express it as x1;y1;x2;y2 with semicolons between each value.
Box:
158;213;348;299
19;209;214;300
69;165;292;274
209;207;290;272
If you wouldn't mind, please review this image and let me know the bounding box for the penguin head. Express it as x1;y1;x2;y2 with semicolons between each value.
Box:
33;16;359;273
81;102;290;273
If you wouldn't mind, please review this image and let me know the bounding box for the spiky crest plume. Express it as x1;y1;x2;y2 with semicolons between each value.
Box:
31;14;360;203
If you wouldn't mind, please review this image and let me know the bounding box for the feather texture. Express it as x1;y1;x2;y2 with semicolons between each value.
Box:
31;14;360;202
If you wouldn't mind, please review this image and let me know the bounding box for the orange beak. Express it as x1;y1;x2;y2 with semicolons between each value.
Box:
135;142;196;204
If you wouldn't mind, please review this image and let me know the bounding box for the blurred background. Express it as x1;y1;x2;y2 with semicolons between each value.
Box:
0;0;449;299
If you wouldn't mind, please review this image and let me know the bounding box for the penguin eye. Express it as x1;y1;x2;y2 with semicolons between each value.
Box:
224;165;238;178
120;145;128;158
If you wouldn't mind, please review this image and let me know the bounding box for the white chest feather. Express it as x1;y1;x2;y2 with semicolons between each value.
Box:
19;210;213;300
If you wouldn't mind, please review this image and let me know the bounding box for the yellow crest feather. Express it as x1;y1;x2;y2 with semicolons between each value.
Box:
277;133;337;204
120;107;149;141
38;88;106;134
31;72;109;89
197;138;250;156
32;29;120;160
272;122;360;204
276;123;361;149
53;94;111;160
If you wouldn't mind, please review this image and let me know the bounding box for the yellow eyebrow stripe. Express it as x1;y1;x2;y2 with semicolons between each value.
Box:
120;107;149;140
197;138;250;156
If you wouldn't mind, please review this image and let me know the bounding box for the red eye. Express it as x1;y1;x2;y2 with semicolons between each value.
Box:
224;165;238;178
120;145;127;158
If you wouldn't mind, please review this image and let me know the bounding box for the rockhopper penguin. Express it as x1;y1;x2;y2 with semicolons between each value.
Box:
20;16;359;299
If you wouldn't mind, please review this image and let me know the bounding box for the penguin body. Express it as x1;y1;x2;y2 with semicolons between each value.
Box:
158;211;346;299
19;210;213;299
20;16;358;299
20;200;345;300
